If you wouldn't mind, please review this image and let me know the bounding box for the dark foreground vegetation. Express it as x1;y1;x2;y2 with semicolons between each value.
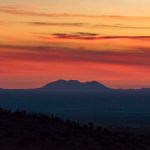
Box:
0;108;150;150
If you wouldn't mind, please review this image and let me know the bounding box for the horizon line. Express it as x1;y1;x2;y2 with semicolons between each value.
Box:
0;79;150;90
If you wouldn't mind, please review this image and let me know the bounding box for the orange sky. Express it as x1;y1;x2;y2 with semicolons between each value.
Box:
0;1;150;89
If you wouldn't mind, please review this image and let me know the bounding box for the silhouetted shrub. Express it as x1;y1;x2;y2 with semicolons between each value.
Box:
0;107;150;150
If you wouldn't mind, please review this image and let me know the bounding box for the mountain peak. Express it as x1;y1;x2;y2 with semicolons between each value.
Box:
41;80;109;91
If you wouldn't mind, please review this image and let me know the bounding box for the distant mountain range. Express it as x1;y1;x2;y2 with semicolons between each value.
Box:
0;80;150;91
40;80;110;91
0;80;150;126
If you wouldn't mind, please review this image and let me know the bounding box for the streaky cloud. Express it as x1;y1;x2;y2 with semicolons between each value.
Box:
46;32;150;40
0;44;150;67
28;21;150;30
95;24;150;30
52;32;99;40
29;22;86;27
0;6;150;20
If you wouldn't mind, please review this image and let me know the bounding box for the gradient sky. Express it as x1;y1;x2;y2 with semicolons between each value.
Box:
0;0;150;89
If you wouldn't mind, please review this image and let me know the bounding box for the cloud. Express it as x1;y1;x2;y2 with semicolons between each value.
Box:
0;6;150;20
0;44;150;68
29;22;86;27
40;32;150;40
27;21;150;30
51;32;100;40
95;24;150;30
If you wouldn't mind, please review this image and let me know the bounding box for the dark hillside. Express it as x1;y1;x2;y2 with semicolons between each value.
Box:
0;108;150;150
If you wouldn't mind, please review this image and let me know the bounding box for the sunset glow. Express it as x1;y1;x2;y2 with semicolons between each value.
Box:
0;0;150;89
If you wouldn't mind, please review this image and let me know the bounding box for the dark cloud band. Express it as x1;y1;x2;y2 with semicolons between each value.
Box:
42;32;150;40
29;21;150;30
0;44;150;67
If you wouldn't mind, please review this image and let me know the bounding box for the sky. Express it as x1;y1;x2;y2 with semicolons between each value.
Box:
0;0;150;89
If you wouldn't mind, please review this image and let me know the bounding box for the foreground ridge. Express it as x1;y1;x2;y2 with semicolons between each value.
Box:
0;107;150;150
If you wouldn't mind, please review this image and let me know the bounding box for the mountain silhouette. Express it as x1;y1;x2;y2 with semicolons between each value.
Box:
41;79;110;91
0;80;150;126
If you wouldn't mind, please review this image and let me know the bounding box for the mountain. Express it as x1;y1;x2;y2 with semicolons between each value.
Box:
0;80;150;126
41;80;110;91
